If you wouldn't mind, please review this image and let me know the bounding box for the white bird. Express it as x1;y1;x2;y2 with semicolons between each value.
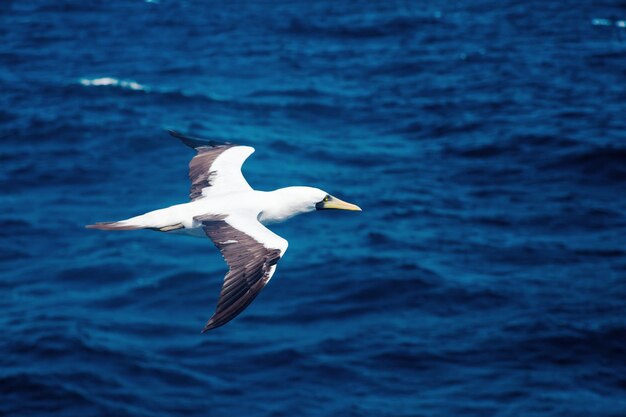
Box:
87;130;362;332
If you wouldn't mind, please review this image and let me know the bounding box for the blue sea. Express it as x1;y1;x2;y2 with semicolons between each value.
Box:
2;1;626;416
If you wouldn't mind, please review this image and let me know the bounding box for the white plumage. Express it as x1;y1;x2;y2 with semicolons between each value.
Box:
87;130;361;331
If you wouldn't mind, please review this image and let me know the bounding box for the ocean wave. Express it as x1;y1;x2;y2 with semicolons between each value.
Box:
447;134;579;160
56;264;136;288
591;18;626;28
0;219;31;237
541;146;626;182
75;78;236;109
282;13;443;39
246;87;333;99
0;374;93;416
76;78;357;120
7;162;102;188
79;77;147;91
495;324;626;367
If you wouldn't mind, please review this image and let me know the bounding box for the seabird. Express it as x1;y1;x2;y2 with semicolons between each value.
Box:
87;130;361;332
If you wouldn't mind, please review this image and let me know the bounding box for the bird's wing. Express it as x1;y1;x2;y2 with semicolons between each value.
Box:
195;214;289;332
168;130;254;201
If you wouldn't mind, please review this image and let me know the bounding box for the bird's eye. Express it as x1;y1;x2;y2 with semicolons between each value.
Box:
323;195;330;202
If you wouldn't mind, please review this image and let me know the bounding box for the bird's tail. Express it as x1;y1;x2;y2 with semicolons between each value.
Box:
85;221;145;231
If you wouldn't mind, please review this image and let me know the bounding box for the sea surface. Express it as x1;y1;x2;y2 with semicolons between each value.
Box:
1;1;626;416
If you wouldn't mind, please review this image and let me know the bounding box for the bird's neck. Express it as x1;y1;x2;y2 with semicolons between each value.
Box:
257;188;315;225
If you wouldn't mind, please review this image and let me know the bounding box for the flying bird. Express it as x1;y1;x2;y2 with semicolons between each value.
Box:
87;130;361;332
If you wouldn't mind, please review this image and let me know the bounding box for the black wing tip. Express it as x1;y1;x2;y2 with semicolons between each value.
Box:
201;318;223;333
166;129;233;149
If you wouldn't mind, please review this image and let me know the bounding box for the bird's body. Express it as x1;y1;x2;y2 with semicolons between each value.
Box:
87;130;361;332
120;187;326;233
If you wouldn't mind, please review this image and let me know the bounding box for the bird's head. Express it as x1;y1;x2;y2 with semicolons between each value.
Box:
263;186;361;224
313;190;362;212
285;186;362;213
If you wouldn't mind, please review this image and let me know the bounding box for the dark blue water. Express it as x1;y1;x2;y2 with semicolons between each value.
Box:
2;1;626;416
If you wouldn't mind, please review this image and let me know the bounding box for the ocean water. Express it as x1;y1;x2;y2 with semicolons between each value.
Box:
2;1;626;416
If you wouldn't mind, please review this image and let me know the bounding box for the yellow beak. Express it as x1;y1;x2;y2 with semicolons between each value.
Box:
318;195;362;211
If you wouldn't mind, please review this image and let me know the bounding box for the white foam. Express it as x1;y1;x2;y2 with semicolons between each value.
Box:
591;18;612;26
616;20;626;28
79;77;147;91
